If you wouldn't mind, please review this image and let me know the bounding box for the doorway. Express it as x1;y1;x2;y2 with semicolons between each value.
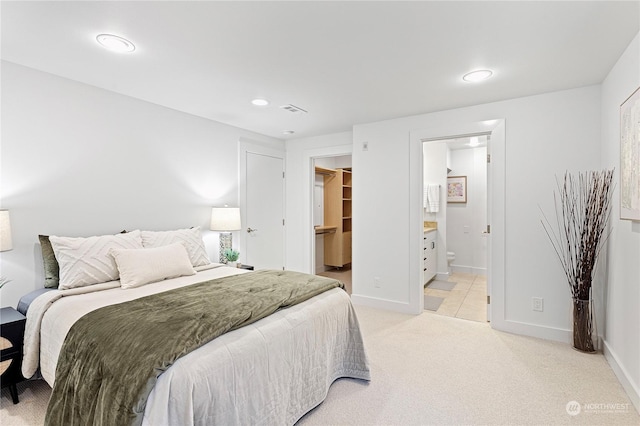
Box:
409;119;505;325
312;155;352;294
422;136;489;322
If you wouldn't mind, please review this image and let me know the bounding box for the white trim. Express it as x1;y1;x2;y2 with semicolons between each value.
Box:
492;319;571;344
409;119;506;322
238;138;286;269
350;294;414;314
450;264;487;275
603;339;640;414
301;144;353;274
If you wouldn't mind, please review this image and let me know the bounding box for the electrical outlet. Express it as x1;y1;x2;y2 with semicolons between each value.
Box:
532;297;544;312
362;141;369;151
374;277;381;288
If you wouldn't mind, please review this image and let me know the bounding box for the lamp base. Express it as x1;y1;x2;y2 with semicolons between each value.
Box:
219;232;232;263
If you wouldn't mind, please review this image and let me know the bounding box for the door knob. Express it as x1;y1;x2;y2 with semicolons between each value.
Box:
247;227;258;233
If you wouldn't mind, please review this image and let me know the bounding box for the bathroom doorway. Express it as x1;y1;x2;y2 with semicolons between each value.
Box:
422;135;489;322
312;155;353;294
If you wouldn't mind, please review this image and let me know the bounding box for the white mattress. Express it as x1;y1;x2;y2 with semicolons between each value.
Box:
23;266;370;425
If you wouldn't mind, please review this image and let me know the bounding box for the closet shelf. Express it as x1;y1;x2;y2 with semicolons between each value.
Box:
322;168;352;267
314;225;337;234
315;166;336;176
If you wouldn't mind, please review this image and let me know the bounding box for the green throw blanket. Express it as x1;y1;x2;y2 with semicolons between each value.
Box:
45;270;344;426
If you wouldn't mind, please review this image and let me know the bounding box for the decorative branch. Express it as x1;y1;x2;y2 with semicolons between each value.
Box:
540;170;614;352
541;170;614;298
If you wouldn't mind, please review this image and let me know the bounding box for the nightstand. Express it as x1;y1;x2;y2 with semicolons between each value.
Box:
1;307;26;404
238;264;254;271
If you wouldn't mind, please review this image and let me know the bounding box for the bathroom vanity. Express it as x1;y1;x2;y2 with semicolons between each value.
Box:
423;226;437;284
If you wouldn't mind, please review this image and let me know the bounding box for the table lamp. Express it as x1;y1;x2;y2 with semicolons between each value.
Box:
210;207;241;263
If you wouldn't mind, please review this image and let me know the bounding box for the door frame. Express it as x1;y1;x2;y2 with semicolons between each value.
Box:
409;120;505;327
302;145;353;274
422;134;492;320
238;138;286;268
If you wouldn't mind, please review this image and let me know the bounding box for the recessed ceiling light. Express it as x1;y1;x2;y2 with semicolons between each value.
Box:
462;69;493;83
283;130;295;135
251;99;269;106
96;34;136;53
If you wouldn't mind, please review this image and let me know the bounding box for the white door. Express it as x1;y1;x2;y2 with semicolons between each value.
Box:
243;150;285;270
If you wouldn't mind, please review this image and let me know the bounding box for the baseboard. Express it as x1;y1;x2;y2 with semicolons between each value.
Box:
350;294;414;314
603;340;640;414
451;264;486;275
491;318;572;344
472;267;487;276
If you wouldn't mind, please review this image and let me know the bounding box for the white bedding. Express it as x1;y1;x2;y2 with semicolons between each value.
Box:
23;266;370;425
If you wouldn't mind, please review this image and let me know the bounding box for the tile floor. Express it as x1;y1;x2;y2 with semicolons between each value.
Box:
424;272;487;322
315;269;486;323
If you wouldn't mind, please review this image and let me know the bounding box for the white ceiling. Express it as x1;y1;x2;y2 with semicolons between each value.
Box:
2;1;638;140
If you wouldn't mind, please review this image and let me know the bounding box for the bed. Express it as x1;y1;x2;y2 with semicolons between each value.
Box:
21;229;370;425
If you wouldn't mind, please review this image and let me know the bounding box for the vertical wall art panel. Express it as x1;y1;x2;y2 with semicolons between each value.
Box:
620;86;640;221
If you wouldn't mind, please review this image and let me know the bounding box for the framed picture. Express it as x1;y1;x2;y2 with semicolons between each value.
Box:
620;86;640;221
447;176;467;203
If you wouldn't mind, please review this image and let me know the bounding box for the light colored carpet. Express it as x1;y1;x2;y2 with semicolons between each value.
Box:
424;295;444;311
297;306;639;425
1;379;50;425
427;280;457;291
2;305;639;425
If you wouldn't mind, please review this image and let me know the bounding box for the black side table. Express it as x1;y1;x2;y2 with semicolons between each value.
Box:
1;307;26;404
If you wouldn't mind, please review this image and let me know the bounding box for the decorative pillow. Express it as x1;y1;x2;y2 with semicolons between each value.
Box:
111;243;196;289
140;227;211;267
39;230;128;289
39;235;60;288
50;230;143;290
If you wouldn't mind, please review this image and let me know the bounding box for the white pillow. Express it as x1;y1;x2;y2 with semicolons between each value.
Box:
110;243;196;289
140;227;211;267
50;230;143;290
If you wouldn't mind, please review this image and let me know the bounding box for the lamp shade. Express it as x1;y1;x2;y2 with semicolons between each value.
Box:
0;210;13;252
210;207;241;231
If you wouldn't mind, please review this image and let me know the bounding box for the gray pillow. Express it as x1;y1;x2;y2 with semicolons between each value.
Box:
39;235;60;288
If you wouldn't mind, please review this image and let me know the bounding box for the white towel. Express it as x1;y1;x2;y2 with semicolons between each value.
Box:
424;184;440;213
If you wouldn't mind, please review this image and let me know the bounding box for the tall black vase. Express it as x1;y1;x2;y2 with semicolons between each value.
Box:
572;298;595;353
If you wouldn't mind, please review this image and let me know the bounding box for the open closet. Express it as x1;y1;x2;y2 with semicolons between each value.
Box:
313;155;353;276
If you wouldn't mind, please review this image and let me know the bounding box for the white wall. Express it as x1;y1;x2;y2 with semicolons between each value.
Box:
284;132;352;273
352;85;602;338
600;32;640;412
446;146;487;275
0;61;283;308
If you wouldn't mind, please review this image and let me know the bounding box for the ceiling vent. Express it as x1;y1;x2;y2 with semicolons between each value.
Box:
280;104;308;114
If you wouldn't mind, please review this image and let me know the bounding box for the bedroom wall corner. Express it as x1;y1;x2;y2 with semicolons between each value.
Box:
0;61;283;308
352;85;602;337
600;31;640;414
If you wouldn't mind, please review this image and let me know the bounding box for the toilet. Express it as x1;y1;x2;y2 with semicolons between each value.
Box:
446;251;455;273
